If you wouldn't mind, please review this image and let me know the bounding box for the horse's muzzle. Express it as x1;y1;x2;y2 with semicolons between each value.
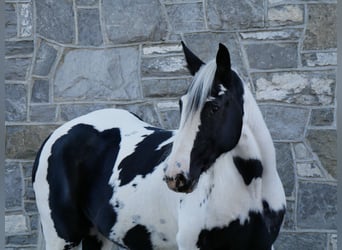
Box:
164;173;196;193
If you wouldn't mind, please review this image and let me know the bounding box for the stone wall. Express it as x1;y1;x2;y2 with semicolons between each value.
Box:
5;0;337;249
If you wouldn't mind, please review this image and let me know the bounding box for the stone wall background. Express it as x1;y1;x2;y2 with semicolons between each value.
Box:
4;0;337;249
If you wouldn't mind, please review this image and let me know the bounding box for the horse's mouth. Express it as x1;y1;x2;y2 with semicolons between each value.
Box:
175;178;198;193
164;174;198;194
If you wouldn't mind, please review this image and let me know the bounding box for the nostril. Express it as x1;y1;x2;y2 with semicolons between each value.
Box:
175;174;187;188
164;175;172;182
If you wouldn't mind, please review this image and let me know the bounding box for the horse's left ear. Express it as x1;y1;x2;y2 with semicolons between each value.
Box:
182;41;205;76
216;43;232;84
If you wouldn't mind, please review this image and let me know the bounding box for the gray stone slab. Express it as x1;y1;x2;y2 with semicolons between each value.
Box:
60;104;113;121
260;105;310;141
302;52;337;67
245;43;298;69
303;4;336;50
297;162;324;178
275;143;295;197
252;71;336;105
293;142;313;161
31;79;49;103
54;47;141;101
24;201;38;214
142;78;190;98
5;162;22;209
22;161;34;179
282;200;295;230
24;179;35;201
306;129;337;179
329;234;337;250
30;105;57;122
159;110;180;130
142;44;182;56
239;29;302;41
6;125;58;159
18;3;33;38
268;4;304;26
5;57;31;81
206;0;264;30
76;0;98;6
103;0;167;43
5;41;34;57
310;108;334;127
33;41;58;76
297;181;337;229
77;8;102;46
5;3;17;39
5;84;27;122
36;0;75;44
6;232;37;245
28;214;39;231
183;32;248;80
274;232;327;250
5;214;28;234
141;56;188;77
165;3;205;32
116;103;161;127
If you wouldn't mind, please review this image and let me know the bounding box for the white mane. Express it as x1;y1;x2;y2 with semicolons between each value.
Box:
181;59;217;126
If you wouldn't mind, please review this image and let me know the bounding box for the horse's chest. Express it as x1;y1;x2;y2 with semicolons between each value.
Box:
108;168;180;249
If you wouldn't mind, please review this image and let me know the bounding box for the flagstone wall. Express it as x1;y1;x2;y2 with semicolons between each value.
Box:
5;0;337;249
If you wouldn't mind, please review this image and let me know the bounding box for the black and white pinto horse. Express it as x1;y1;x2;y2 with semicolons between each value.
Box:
33;42;286;250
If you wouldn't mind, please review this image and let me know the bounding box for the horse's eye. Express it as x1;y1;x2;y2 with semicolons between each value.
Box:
211;104;220;114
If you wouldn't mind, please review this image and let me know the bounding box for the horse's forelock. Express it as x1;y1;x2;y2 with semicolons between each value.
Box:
181;60;217;127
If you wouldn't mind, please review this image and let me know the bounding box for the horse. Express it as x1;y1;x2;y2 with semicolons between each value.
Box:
32;42;286;250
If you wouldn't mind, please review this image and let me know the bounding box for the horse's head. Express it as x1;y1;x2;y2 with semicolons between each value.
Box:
164;42;245;193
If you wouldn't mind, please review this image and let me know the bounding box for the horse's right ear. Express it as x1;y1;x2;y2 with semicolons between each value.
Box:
181;41;204;76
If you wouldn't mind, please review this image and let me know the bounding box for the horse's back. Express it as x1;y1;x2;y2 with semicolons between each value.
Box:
32;108;177;249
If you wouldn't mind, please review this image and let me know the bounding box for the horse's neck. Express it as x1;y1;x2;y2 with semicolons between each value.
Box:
240;87;276;174
236;87;286;210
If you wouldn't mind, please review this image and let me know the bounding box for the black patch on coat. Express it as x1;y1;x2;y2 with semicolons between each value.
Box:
262;201;286;244
197;211;272;250
123;224;153;250
233;157;263;185
118;127;173;186
82;234;103;250
32;134;51;184
47;124;120;244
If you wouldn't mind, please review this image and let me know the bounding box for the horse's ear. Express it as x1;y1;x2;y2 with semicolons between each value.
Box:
215;43;232;84
181;41;204;76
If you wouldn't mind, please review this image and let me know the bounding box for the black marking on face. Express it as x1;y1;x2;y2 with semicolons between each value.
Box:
118;127;173;186
123;224;153;250
233;157;263;185
189;72;244;182
47;124;120;242
263;201;286;244
197;211;273;250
